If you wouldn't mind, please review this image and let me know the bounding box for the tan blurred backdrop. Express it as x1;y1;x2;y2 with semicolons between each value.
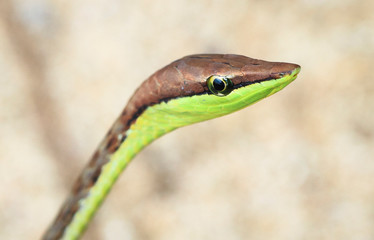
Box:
0;0;373;239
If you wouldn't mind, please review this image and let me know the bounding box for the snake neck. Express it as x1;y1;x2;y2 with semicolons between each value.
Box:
42;100;179;240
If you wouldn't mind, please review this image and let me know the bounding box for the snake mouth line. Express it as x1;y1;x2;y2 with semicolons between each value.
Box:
126;67;301;133
233;66;300;90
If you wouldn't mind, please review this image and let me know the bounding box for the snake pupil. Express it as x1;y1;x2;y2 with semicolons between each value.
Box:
213;78;225;91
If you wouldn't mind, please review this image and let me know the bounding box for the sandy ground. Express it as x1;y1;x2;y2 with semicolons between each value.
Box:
0;0;373;239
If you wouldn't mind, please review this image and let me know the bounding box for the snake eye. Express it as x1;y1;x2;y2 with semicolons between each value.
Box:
207;76;233;96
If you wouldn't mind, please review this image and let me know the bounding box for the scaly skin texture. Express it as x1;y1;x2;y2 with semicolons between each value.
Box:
42;54;300;240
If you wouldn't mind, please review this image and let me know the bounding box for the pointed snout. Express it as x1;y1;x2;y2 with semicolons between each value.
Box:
273;62;300;76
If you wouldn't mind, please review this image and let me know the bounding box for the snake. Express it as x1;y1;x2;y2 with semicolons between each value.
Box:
42;54;300;240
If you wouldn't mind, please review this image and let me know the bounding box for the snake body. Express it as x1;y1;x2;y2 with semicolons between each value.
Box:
43;54;300;240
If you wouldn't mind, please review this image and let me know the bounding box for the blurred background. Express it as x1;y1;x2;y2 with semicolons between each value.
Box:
1;0;373;239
